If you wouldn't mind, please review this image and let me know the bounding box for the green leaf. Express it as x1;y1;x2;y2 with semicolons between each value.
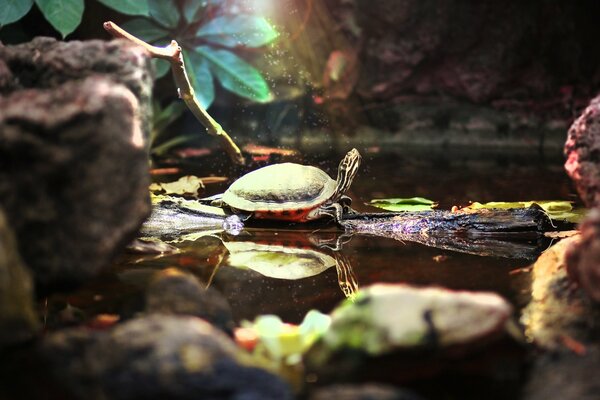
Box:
96;0;149;16
151;100;187;143
369;197;437;212
466;200;586;224
0;0;34;26
148;0;179;28
152;59;171;79
195;46;272;102
121;18;168;42
35;0;83;37
184;50;215;108
182;0;206;23
197;15;279;48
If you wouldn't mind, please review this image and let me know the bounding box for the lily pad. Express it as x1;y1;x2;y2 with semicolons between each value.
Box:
369;197;437;212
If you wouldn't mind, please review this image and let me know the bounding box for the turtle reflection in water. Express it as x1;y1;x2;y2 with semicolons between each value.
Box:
222;231;358;299
211;149;361;224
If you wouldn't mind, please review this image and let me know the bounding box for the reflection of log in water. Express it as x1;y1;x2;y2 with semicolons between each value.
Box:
341;207;557;260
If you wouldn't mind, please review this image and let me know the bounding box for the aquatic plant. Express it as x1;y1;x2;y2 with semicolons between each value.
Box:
0;0;278;108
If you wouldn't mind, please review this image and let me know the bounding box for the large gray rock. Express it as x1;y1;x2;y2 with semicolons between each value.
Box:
565;95;600;208
43;315;292;400
0;75;151;289
0;209;38;347
0;37;153;133
145;268;235;335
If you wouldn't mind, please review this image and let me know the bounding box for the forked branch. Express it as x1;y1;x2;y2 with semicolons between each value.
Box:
103;21;245;165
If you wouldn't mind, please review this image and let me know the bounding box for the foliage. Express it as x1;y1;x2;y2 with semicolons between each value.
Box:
0;0;278;108
369;197;437;212
242;310;331;363
466;200;586;223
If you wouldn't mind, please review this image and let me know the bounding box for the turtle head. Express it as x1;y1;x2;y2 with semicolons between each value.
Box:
332;148;361;201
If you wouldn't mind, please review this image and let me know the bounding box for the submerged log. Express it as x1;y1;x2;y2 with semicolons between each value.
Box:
146;199;558;259
340;206;556;259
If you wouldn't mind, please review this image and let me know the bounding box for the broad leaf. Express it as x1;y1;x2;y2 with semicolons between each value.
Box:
152;59;171;79
197;15;278;48
0;0;34;26
184;50;215;108
121;18;168;42
148;0;179;28
182;0;206;23
195;46;272;102
369;197;437;212
96;0;149;16
35;0;83;38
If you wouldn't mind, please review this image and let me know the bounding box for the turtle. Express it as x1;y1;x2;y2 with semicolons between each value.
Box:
211;148;362;224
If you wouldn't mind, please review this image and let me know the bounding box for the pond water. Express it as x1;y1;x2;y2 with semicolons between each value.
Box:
39;145;576;399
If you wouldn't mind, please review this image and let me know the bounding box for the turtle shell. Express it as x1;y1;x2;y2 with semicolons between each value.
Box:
222;163;336;212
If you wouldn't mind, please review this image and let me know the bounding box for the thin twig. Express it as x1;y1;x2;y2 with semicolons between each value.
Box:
103;21;245;165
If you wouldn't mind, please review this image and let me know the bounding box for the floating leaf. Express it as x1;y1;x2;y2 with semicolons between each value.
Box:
121;18;168;42
96;0;149;16
148;0;179;28
369;197;437;212
149;175;205;197
0;0;34;26
195;45;272;102
466;201;586;223
35;0;83;38
184;50;215;109
197;15;278;48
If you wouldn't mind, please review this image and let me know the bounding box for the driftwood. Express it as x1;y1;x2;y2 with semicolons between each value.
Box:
340;206;556;259
143;199;563;259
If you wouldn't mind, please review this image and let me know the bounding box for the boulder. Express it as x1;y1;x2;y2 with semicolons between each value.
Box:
42;315;292;400
0;37;153;133
0;75;151;289
565;95;600;208
146;268;235;335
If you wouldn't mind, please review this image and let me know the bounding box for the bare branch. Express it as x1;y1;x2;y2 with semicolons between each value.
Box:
103;21;245;165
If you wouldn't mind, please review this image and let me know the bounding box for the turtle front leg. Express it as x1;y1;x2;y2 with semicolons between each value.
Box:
308;202;345;224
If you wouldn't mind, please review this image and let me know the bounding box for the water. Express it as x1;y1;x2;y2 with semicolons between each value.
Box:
47;146;574;325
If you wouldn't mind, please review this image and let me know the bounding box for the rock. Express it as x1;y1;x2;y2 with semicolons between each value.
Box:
564;95;600;208
524;346;600;400
0;75;151;289
0;209;39;347
521;236;597;349
0;37;154;133
42;315;292;400
564;211;600;302
309;383;422;400
146;268;235;335
316;284;513;356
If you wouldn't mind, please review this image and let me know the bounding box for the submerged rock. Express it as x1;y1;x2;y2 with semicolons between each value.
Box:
0;209;39;347
145;268;235;335
309;383;422;400
0;74;151;289
42;315;292;400
565;95;600;208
